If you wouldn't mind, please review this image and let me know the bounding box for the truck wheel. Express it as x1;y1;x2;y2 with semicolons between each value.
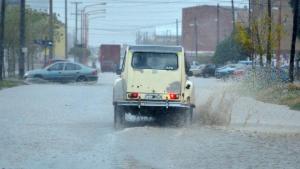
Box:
184;108;193;126
114;105;125;129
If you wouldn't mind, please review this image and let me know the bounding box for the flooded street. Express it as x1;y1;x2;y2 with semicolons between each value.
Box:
0;73;300;169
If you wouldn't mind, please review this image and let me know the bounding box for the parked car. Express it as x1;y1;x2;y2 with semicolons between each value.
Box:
238;60;252;66
24;61;98;82
215;64;245;79
190;64;205;77
201;64;216;78
113;45;195;129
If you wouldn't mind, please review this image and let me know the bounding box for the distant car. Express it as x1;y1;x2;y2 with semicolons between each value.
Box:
24;61;98;82
232;68;246;78
190;64;205;77
238;60;252;66
215;64;244;79
201;64;216;78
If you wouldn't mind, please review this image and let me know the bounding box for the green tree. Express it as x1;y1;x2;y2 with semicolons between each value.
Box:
213;33;248;65
234;16;283;66
69;46;91;63
4;6;63;77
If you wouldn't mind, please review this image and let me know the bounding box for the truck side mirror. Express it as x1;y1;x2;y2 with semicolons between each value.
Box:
185;81;192;89
116;69;122;75
186;84;191;89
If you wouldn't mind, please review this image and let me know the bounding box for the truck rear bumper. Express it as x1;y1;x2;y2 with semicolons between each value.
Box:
113;100;195;109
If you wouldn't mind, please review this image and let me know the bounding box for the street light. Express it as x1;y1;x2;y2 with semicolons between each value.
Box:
82;2;106;11
81;2;106;47
83;10;106;47
80;2;106;64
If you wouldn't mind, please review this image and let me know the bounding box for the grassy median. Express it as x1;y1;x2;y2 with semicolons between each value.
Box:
243;83;300;111
279;84;300;110
0;79;23;90
234;70;300;111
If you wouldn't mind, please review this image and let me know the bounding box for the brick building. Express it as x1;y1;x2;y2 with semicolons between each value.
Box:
181;5;248;56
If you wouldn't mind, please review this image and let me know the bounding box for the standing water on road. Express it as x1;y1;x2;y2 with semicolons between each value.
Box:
0;73;300;169
1;0;300;168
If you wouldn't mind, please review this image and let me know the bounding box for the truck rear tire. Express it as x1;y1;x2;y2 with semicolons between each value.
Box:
114;105;125;129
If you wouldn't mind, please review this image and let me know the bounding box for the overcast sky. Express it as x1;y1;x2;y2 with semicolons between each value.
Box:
27;0;248;47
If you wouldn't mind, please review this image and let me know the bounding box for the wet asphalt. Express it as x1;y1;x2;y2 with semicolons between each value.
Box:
0;73;300;169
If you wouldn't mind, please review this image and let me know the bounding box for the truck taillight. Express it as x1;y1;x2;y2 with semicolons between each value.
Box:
169;93;179;100
128;92;139;99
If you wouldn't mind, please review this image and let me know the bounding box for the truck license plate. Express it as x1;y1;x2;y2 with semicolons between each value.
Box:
145;94;162;100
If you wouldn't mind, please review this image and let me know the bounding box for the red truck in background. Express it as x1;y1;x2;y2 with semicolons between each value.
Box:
99;44;121;72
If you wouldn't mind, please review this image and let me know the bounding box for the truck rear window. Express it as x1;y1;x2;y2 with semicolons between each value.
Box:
132;52;178;70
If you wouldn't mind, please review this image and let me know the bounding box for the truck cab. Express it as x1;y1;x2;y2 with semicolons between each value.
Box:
113;45;195;128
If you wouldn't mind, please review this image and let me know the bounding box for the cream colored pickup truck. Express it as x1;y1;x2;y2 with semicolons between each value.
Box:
113;45;195;129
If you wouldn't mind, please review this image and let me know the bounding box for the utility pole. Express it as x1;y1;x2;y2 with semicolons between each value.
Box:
65;0;68;59
80;2;106;47
84;13;88;47
230;0;236;55
19;0;25;78
248;0;251;27
266;0;272;66
231;0;235;31
81;10;83;45
44;36;48;66
72;2;81;45
176;19;179;45
217;3;220;44
276;0;282;68
194;17;198;59
0;0;5;80
248;0;254;65
290;0;299;83
49;0;54;59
